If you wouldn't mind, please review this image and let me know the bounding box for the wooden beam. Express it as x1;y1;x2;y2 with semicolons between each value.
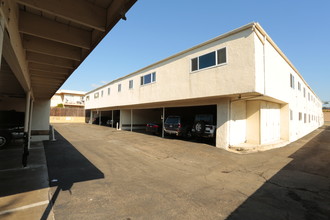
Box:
30;70;67;80
17;0;106;31
31;78;63;86
32;81;62;87
23;35;82;61
19;11;91;49
29;62;70;75
26;52;75;69
31;75;65;82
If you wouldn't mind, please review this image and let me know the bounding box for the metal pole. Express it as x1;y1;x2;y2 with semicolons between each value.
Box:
162;107;165;138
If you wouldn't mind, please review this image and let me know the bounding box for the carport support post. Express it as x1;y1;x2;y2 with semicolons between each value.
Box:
111;110;114;127
90;110;93;124
22;91;31;167
28;99;34;149
0;15;4;66
162;107;165;138
216;99;230;150
130;109;133;132
99;111;102;125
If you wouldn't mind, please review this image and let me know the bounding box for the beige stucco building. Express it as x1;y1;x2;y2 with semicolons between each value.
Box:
50;89;85;108
85;23;324;150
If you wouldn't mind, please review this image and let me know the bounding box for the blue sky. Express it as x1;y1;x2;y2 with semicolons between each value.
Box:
61;0;330;102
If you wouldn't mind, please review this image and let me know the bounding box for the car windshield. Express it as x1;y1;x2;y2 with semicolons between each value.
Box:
195;114;213;124
165;116;180;124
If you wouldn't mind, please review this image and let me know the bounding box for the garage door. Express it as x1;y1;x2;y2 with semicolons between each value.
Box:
261;102;280;144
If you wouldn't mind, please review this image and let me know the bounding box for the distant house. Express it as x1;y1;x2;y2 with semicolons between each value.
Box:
51;90;85;108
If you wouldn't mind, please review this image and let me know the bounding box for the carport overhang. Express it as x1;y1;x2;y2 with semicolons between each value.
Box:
0;0;137;165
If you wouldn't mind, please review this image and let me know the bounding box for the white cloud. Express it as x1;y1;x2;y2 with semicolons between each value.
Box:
91;83;100;88
100;81;108;84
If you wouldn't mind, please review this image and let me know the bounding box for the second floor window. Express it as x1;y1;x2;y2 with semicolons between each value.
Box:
290;74;295;89
191;47;227;72
129;80;134;89
141;72;156;85
118;84;121;92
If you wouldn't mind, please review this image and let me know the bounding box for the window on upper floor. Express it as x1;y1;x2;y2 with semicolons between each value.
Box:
290;110;293;120
108;87;110;95
298;82;301;91
141;72;156;86
290;74;295;89
101;90;103;97
191;47;227;72
303;87;306;97
299;112;302;121
129;80;134;89
94;92;99;99
86;96;90;101
118;84;121;92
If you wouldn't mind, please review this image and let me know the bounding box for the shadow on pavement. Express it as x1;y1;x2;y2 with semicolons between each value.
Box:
41;129;104;220
0;141;49;197
226;126;330;220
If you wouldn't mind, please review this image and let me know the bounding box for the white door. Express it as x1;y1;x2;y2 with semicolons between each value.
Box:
261;102;280;144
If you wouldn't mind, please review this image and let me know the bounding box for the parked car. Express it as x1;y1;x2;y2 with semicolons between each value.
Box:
146;122;162;135
191;114;216;138
164;115;193;138
0;110;25;149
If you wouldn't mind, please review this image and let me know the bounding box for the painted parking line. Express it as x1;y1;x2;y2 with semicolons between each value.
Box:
0;200;49;216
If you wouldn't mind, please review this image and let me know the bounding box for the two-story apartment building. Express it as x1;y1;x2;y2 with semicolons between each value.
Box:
85;22;324;150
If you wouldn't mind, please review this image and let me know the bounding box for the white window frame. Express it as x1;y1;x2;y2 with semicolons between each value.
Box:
140;72;156;86
190;47;227;73
129;80;134;89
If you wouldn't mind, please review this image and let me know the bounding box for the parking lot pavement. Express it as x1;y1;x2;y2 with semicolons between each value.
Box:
46;123;330;220
0;141;54;220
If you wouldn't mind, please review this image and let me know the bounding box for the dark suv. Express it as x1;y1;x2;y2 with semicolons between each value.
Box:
0;111;25;149
164;115;193;138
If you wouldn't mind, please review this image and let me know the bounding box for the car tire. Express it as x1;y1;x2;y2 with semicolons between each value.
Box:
194;121;205;134
0;134;11;149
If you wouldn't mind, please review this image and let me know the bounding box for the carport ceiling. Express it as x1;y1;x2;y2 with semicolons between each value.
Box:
0;58;25;98
16;0;137;99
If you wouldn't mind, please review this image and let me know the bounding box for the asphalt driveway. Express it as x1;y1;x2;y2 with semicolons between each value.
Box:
45;123;330;220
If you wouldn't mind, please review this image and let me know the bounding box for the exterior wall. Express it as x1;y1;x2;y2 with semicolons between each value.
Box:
50;94;62;107
246;101;260;144
230;100;246;145
253;30;323;143
31;100;50;141
85;29;256;110
216;99;230;149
